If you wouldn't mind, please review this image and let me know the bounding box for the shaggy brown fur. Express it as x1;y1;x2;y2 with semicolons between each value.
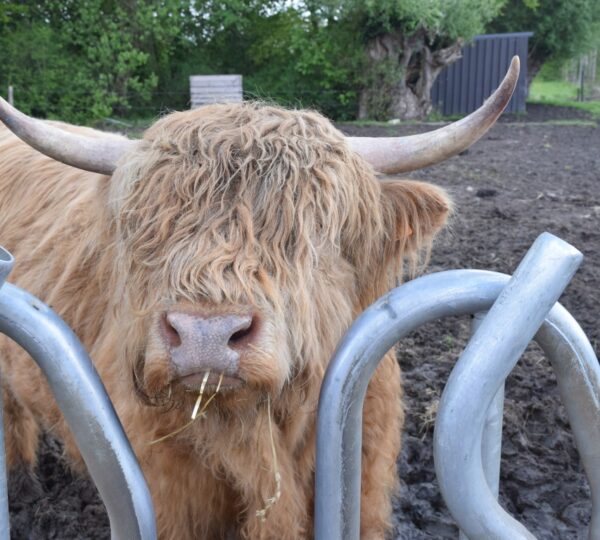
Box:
0;102;450;539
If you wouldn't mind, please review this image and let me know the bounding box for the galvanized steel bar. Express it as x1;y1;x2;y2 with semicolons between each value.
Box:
459;388;505;540
440;294;600;540
434;234;581;540
480;387;505;500
0;384;7;540
474;311;505;500
0;247;13;540
459;313;505;540
315;233;590;540
0;281;156;540
314;267;531;540
535;306;600;540
314;269;514;540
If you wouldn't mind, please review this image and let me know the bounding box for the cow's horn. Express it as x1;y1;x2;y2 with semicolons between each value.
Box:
0;97;139;175
347;55;520;174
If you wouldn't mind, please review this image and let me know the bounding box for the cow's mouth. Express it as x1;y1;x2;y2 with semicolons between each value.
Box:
179;371;244;391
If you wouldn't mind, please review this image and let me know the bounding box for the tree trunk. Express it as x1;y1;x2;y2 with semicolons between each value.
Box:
358;31;463;121
357;32;402;120
526;54;544;93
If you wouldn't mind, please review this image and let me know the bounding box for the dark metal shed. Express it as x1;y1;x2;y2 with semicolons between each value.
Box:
431;32;533;115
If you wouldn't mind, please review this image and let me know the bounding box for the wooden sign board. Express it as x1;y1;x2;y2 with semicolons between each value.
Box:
189;75;243;109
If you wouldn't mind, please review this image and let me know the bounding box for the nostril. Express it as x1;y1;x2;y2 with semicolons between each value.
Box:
229;326;252;344
161;313;182;348
228;315;259;348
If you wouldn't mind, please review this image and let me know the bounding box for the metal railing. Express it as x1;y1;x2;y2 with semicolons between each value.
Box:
0;246;156;540
315;232;600;540
0;232;598;539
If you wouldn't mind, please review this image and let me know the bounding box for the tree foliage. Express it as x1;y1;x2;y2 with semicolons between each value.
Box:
0;0;191;122
488;0;600;84
170;1;363;119
0;0;595;124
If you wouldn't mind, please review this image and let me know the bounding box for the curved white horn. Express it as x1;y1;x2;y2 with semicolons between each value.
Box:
348;55;520;174
0;97;139;175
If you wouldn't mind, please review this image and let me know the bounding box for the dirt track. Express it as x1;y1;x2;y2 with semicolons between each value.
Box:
8;105;600;539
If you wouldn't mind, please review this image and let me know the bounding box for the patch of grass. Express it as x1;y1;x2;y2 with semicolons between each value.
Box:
342;119;403;127
425;110;463;122
528;79;600;119
342;112;464;127
443;334;455;350
544;119;598;127
529;80;579;102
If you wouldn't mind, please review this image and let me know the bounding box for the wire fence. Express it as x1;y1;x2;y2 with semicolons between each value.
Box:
3;87;359;126
563;49;599;101
4;64;600;128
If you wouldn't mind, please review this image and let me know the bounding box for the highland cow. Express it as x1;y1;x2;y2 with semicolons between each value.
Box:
0;59;518;539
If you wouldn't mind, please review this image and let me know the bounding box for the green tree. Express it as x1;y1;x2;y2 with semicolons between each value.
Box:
0;0;190;123
0;0;518;123
147;0;285;113
337;0;506;120
171;1;362;119
0;2;27;25
488;0;600;87
240;7;363;119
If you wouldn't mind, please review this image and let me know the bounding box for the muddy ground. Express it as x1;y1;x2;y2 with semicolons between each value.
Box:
8;104;600;538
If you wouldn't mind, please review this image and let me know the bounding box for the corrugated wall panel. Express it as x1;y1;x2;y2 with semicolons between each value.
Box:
431;32;532;115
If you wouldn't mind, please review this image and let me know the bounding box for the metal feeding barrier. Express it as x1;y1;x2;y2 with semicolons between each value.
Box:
0;248;156;540
0;232;598;539
315;232;600;540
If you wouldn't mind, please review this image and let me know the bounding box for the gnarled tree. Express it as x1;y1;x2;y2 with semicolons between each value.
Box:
348;0;506;120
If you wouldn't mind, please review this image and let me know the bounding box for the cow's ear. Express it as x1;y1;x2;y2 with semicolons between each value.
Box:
380;179;452;272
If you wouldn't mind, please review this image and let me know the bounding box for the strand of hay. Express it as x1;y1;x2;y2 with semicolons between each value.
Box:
194;372;224;417
191;370;211;419
149;371;224;445
256;394;281;522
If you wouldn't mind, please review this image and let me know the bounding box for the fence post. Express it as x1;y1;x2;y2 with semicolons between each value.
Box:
578;58;586;101
7;87;13;107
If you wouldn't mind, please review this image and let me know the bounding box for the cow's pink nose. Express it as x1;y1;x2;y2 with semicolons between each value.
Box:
162;311;256;381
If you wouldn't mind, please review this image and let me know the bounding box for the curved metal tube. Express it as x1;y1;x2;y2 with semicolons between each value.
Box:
535;307;600;539
443;296;600;540
0;283;156;540
0;247;13;288
315;233;597;540
458;304;600;540
458;312;506;540
433;234;581;540
315;269;513;540
0;247;13;540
